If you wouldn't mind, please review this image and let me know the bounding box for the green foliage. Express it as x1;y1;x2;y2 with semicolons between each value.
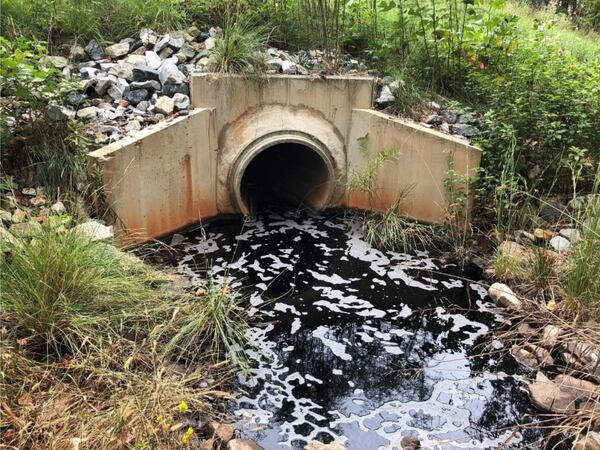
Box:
0;227;155;356
0;37;66;112
347;134;399;195
564;169;600;315
207;16;269;74
164;275;254;373
364;196;434;252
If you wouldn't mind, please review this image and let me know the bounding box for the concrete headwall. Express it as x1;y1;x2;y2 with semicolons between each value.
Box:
88;109;217;243
346;109;481;223
89;74;481;242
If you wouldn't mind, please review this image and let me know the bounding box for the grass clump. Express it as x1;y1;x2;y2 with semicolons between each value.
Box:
164;275;255;374
364;197;433;253
0;226;155;355
564;171;600;315
207;16;269;75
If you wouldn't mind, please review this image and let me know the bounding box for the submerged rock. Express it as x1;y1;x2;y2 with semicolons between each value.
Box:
400;436;421;450
488;283;522;310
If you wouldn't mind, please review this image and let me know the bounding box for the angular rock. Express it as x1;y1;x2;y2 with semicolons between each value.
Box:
425;114;443;126
376;85;395;107
155;96;174;115
74;220;113;241
76;106;99;120
47;103;75;121
145;51;162;69
160;81;189;98
110;61;135;80
10;221;42;238
281;60;297;74
125;54;146;66
559;228;581;243
528;372;577;413
209;26;223;37
451;123;479;138
204;37;216;50
40;55;69;69
85;40;104;60
140;28;158;46
172;93;190;111
12;209;27;223
158;47;174;59
105;42;130;59
488;282;522;310
227;440;263;450
154;34;171;53
510;344;554;369
553;374;600;401
498;240;529;258
168;36;185;51
79;67;99;79
550;235;570;252
69;45;86;61
125;88;150;106
0;209;12;223
304;442;347;450
159;62;186;85
133;65;160;82
65;91;86;107
50;201;66;214
177;43;196;60
533;228;554;241
131;80;161;91
209;422;234;442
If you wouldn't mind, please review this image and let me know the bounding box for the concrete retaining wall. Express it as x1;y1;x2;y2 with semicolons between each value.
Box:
346;109;481;223
88;109;217;243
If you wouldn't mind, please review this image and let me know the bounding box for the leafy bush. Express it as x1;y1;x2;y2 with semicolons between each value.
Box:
0;227;154;355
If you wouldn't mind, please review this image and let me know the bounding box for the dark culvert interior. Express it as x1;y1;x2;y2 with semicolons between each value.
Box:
240;143;331;214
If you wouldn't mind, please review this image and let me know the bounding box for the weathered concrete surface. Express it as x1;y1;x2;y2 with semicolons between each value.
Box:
88;109;217;243
89;74;481;242
191;74;374;214
346;109;481;223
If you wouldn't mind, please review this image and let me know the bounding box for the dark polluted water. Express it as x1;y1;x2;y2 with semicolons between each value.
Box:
171;210;541;449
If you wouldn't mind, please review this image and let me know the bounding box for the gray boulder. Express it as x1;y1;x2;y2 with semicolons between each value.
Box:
145;51;161;69
159;62;185;85
133;65;160;82
140;28;157;46
85;40;104;60
172;93;190;111
105;42;130;59
125;89;150;106
375;85;395;107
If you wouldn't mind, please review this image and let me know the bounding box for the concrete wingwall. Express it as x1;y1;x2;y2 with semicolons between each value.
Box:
88;109;218;243
88;73;481;243
345;109;481;223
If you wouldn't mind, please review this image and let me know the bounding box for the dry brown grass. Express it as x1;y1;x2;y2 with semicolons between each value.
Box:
0;339;232;449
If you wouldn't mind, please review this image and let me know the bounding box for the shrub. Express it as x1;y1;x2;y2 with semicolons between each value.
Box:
0;227;154;355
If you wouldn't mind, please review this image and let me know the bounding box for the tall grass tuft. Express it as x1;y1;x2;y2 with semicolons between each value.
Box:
565;167;600;315
207;15;269;75
164;275;255;373
0;226;155;356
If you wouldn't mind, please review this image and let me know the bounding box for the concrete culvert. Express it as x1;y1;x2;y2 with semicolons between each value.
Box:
239;143;333;215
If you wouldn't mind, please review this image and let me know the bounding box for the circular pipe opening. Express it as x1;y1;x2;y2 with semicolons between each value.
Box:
231;135;336;216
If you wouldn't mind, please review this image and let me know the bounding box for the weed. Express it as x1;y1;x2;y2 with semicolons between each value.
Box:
0;226;155;356
163;274;255;374
207;15;269;75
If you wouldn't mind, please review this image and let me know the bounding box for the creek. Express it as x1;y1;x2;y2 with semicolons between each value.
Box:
171;210;542;449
